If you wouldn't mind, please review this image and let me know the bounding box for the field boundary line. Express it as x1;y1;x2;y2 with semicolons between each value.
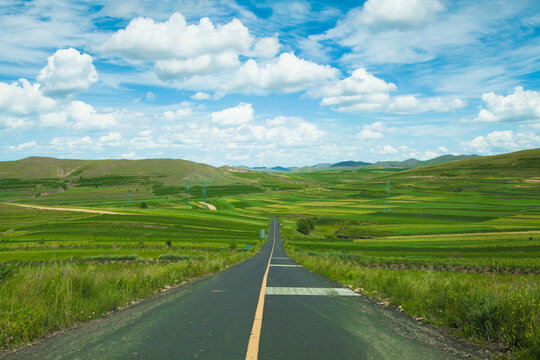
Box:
245;219;276;360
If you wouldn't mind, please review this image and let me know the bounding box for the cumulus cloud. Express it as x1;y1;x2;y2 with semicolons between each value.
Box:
474;86;540;123
191;92;210;100
0;79;56;116
388;95;466;113
7;140;37;151
155;52;240;80
37;48;98;96
226;52;339;94
356;122;390;140
314;68;395;112
41;101;118;130
252;37;281;58
211;103;253;125
312;68;465;113
163;107;193;121
461;130;540;154
99;13;252;61
247;116;324;146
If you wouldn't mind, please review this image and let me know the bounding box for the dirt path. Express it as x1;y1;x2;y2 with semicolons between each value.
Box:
199;201;217;210
4;203;127;215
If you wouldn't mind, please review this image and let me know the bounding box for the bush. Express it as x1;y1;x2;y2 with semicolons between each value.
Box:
229;241;237;250
297;219;313;235
140;202;148;209
166;239;172;247
158;254;205;261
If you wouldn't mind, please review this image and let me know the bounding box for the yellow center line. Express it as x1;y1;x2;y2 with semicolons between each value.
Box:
245;220;276;360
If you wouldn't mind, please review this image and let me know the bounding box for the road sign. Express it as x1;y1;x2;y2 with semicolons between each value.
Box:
260;229;265;239
246;244;252;250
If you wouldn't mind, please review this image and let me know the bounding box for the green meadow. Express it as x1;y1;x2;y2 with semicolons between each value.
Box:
0;149;539;357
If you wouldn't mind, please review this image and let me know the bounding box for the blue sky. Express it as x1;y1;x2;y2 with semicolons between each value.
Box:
0;0;539;166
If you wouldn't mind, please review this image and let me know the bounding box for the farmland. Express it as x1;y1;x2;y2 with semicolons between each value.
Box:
0;149;539;357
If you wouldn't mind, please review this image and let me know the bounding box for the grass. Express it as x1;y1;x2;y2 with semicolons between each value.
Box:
0;254;251;349
0;202;268;351
289;251;539;359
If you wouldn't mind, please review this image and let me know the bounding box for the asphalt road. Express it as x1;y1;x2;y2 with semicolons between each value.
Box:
3;218;487;360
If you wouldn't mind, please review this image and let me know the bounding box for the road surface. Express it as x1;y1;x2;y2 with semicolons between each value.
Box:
2;218;486;359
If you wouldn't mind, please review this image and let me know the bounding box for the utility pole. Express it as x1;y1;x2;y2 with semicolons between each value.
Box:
202;178;207;203
126;190;132;207
384;180;391;213
185;179;190;208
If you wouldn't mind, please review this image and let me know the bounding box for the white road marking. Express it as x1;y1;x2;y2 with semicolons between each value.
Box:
266;287;360;296
271;257;289;260
269;264;301;267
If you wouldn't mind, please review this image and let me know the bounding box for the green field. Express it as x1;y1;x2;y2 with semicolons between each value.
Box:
1;149;539;357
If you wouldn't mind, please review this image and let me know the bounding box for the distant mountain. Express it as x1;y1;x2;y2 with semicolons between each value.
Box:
330;161;371;168
369;155;478;169
239;154;480;173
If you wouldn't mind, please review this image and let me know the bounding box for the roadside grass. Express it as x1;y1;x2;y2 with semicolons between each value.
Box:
0;253;254;350
0;202;267;351
289;251;539;359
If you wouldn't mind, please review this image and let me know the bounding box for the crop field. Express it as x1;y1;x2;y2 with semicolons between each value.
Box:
0;200;268;350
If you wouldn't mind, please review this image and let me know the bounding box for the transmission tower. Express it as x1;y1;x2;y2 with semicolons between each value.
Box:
202;178;207;203
126;190;132;207
384;180;391;213
185;179;190;207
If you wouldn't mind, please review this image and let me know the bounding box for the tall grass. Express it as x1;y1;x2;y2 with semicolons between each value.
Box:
291;251;539;359
0;251;250;351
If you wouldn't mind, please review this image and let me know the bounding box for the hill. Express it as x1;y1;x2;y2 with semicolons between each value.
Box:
0;157;230;185
330;161;371;168
401;148;540;177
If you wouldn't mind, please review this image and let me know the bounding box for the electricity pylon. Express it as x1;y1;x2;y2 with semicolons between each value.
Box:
384;180;391;213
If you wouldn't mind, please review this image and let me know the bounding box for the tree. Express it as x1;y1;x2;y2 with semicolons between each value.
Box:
297;219;311;235
140;202;148;209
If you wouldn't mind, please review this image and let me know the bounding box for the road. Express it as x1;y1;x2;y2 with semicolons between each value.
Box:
3;218;486;360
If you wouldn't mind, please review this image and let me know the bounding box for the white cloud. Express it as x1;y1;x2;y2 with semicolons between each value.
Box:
226;52;339;94
163;107;193;121
314;68;395;112
191;92;210;100
50;136;94;151
145;91;156;101
356;121;388;140
461;130;540;154
120;152;142;159
0;79;56;116
359;0;446;28
211;103;253;125
474;86;540;123
8;140;37;151
247;119;324;146
155;52;240;80
252;37;281;58
99;13;252;61
99;132;124;146
380;144;398;154
312;68;465;114
67;101;118;130
388;95;467;113
36;48;98;96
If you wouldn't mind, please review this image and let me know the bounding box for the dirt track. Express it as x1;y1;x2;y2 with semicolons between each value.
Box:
4;203;127;215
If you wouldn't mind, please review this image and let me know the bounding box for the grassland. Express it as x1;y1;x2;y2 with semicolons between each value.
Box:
1;149;539;357
0;201;268;350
